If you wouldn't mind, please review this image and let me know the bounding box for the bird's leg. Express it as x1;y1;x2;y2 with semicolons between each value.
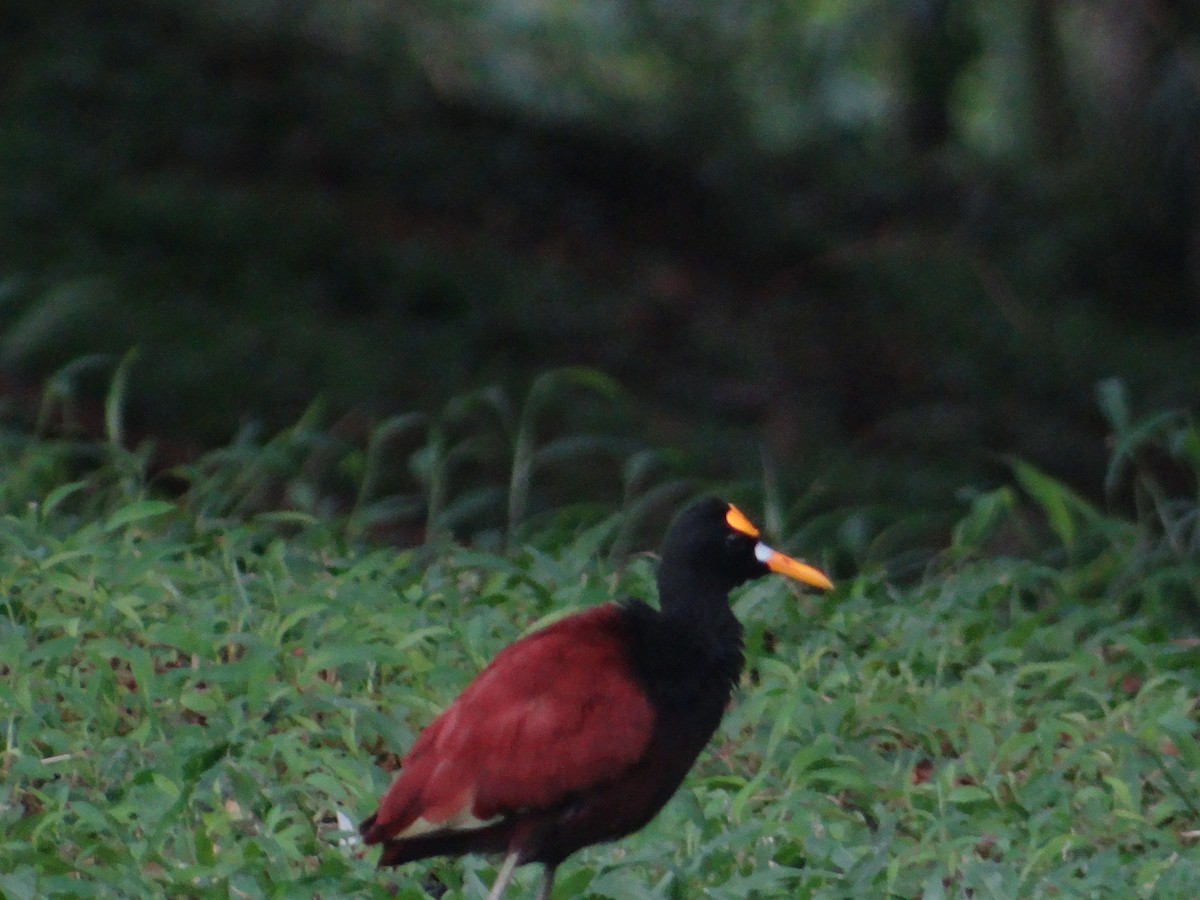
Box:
535;863;557;900
484;851;519;900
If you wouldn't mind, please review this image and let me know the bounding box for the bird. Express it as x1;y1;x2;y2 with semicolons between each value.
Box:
359;497;833;899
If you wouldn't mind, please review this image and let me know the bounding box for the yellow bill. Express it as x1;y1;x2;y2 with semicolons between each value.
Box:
755;542;834;591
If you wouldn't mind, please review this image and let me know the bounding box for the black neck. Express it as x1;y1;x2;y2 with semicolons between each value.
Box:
659;566;733;617
648;568;744;681
620;596;745;706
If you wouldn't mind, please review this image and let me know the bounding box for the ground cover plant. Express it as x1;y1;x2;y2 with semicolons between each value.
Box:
1;378;1199;898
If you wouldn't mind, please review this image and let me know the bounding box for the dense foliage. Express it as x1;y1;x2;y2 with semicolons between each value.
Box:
2;3;1197;895
1;0;1197;508
1;381;1198;897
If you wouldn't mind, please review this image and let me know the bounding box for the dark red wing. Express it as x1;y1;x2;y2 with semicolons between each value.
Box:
362;605;656;844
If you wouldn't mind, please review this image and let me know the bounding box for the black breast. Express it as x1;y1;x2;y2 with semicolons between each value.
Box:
619;599;744;765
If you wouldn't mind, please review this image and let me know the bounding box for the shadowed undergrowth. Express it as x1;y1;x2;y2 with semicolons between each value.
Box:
1;377;1199;898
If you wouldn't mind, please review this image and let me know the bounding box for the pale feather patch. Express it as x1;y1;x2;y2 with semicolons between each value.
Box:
335;809;360;846
394;787;503;839
395;807;504;839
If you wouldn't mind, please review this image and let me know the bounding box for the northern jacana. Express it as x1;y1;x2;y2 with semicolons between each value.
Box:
360;497;833;898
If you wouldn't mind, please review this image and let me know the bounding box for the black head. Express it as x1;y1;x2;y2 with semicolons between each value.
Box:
656;497;832;617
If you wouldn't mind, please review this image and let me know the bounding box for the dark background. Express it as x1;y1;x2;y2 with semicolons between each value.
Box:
2;0;1198;529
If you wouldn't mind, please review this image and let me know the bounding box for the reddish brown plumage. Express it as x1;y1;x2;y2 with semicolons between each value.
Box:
361;606;656;850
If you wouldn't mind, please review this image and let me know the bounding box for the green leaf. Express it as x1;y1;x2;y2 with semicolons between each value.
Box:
104;500;176;531
1095;377;1131;432
946;785;992;805
41;481;89;519
182;742;231;782
105;347;139;450
0;868;40;900
1010;459;1100;549
952;486;1015;551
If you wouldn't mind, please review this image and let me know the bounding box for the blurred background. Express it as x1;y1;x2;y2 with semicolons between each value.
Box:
2;0;1198;536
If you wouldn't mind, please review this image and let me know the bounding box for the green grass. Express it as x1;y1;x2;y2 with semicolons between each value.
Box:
1;389;1199;898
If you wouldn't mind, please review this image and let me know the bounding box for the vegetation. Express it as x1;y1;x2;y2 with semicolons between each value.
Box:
2;0;1198;894
1;0;1197;509
1;372;1198;897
